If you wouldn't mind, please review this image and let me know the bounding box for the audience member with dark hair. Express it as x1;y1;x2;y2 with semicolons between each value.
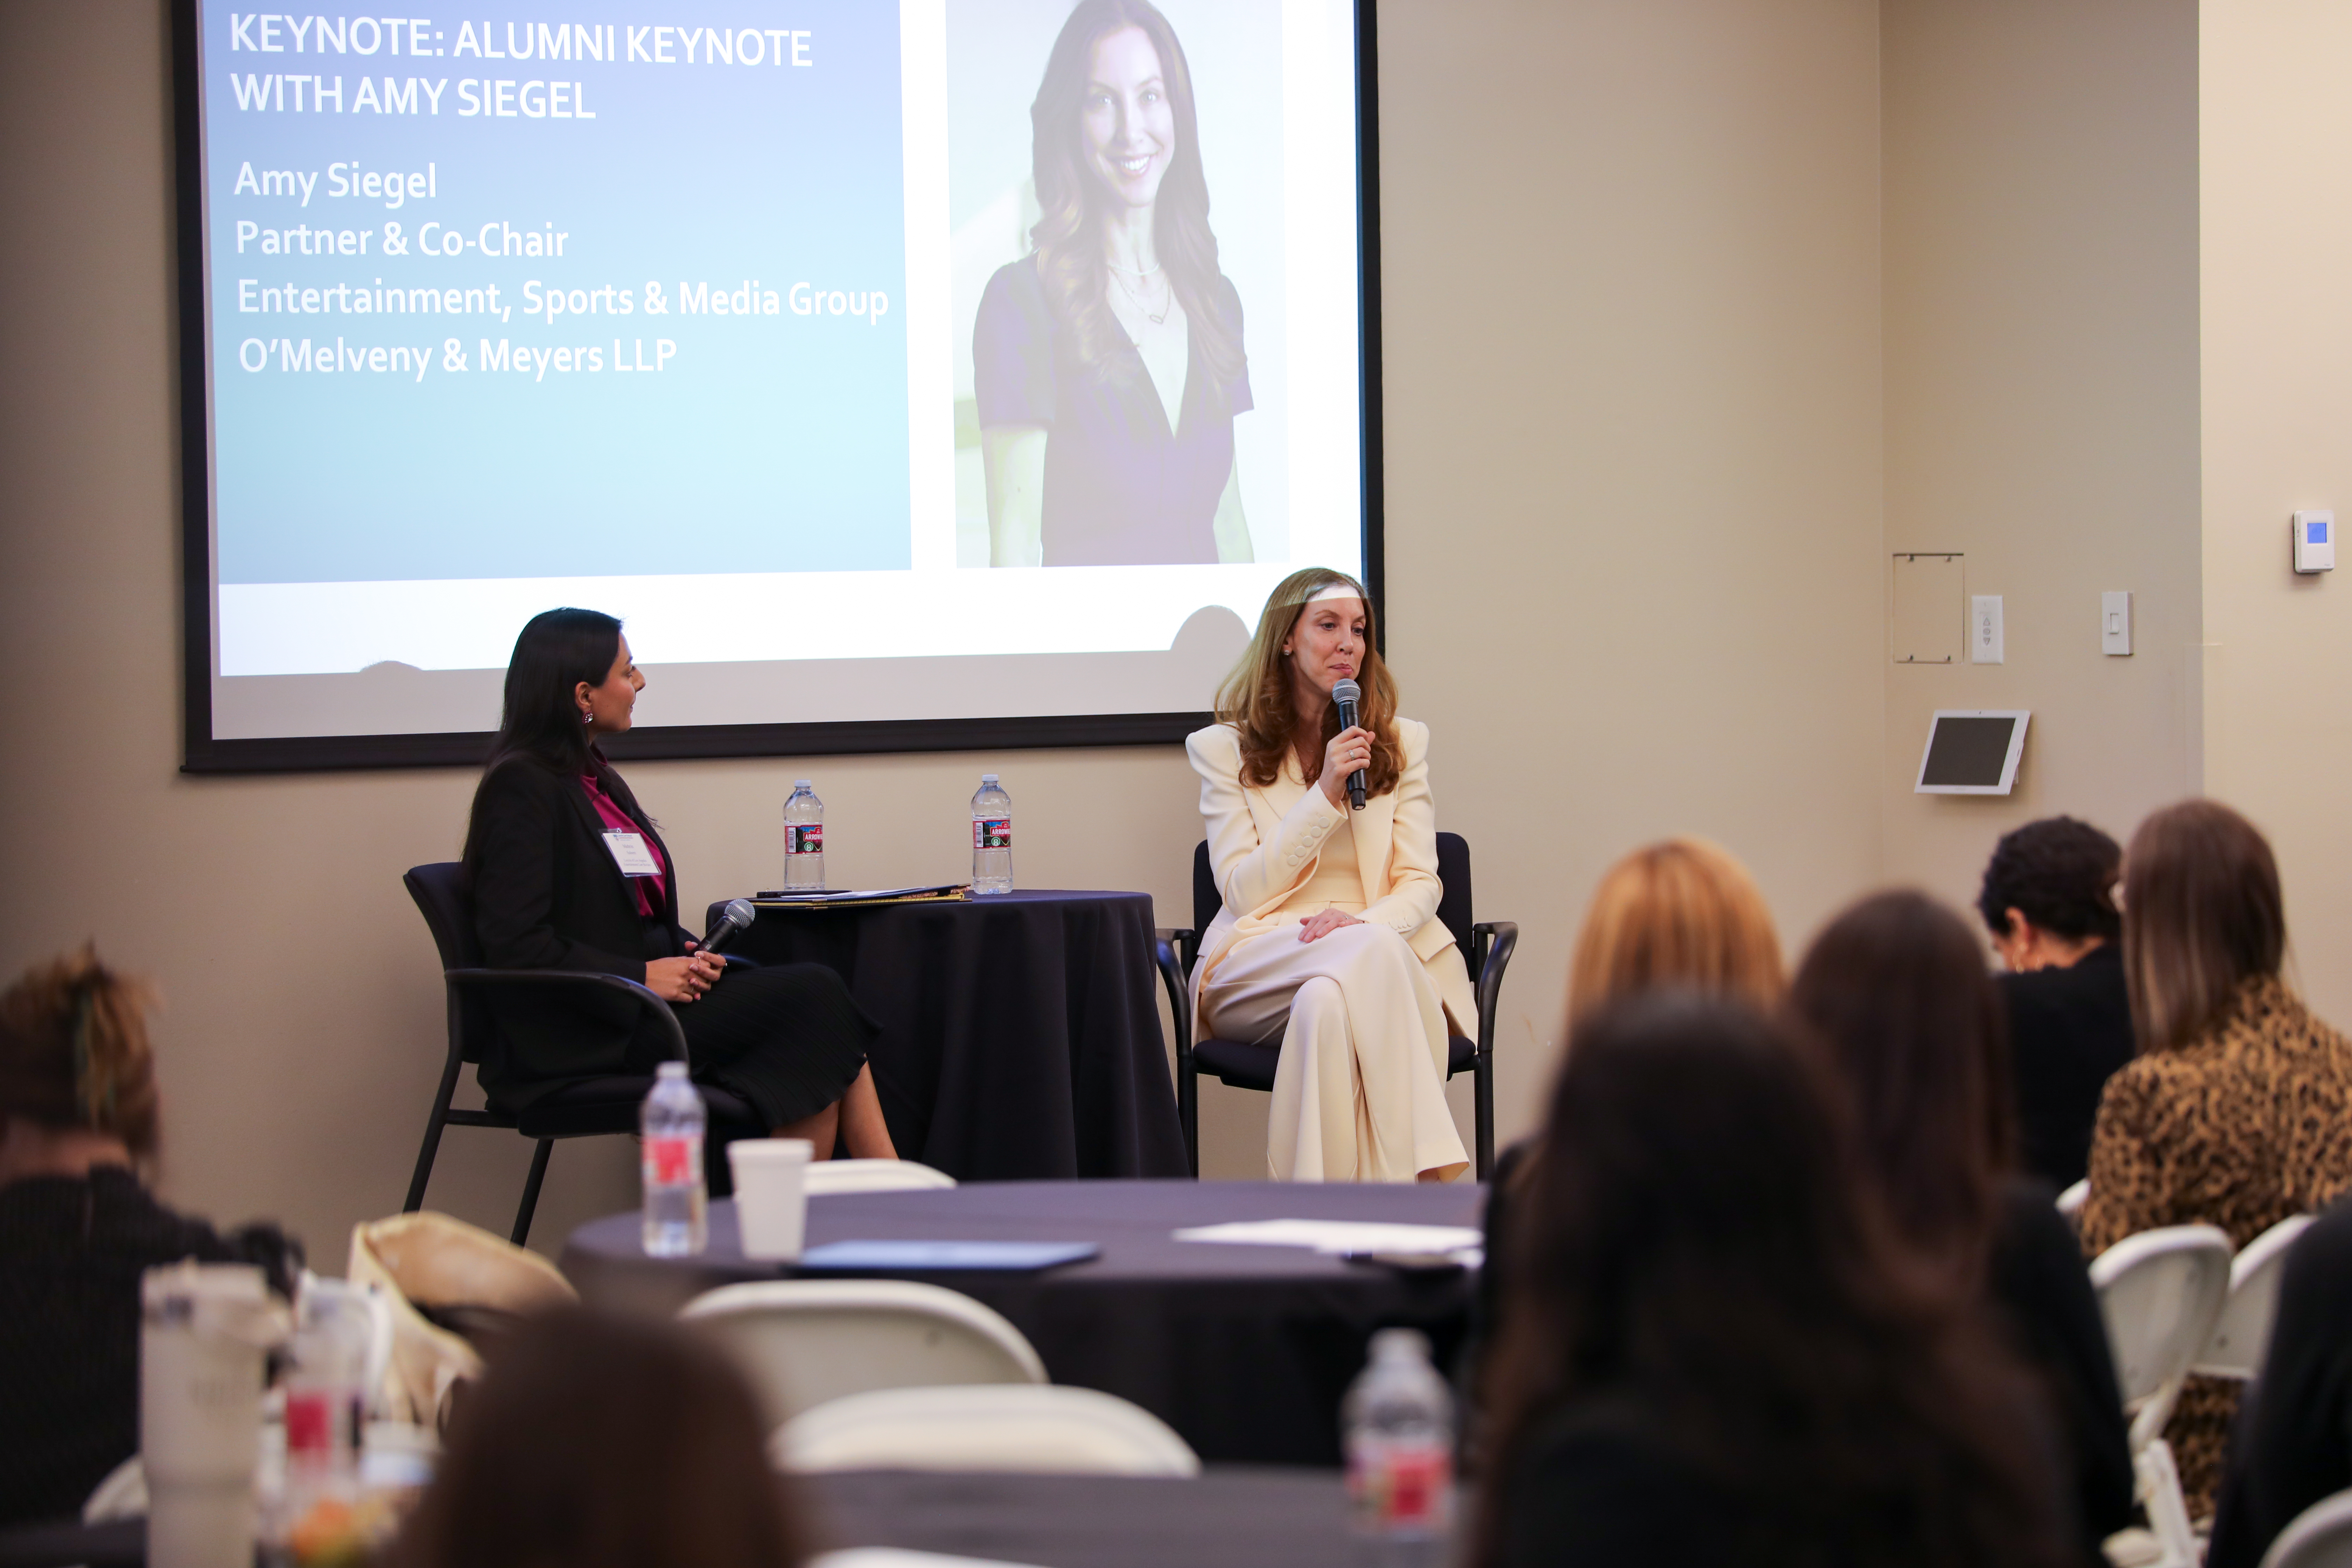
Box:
1475;993;2076;1568
1976;817;2134;1188
2207;1198;2352;1568
390;1308;811;1568
1788;891;2132;1563
2084;799;2352;1518
0;946;301;1527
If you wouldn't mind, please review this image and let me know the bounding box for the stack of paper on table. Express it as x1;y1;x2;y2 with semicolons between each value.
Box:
1171;1219;1483;1261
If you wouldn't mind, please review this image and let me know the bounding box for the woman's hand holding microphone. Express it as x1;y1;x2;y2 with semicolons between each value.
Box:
645;948;725;1004
1320;725;1373;810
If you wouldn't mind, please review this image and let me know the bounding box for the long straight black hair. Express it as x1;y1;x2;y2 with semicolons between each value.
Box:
1475;993;2069;1568
462;608;621;874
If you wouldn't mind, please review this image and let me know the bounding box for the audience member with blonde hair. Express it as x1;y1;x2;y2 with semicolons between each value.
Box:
0;946;300;1527
2082;799;2352;1517
1478;837;1785;1378
1565;837;1785;1021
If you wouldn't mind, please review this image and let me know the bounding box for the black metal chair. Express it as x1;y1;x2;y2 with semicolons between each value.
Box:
402;862;760;1245
1152;832;1518;1179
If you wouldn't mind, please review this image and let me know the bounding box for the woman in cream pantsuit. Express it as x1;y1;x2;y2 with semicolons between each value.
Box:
1188;568;1474;1183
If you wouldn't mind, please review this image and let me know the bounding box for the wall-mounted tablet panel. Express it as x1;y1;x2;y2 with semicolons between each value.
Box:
1914;709;2029;796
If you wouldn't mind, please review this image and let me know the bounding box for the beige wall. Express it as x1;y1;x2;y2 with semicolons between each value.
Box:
2200;1;2352;1023
1878;0;2204;924
0;0;1890;1256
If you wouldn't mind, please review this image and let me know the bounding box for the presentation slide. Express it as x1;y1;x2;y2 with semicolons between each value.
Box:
185;0;1371;751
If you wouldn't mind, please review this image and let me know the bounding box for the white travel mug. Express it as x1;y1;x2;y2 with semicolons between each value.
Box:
141;1261;286;1568
728;1139;814;1260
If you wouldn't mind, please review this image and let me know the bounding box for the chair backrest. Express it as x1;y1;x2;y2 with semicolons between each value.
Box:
2263;1487;2352;1568
2196;1212;2317;1380
2090;1224;2233;1446
2057;1179;2089;1218
680;1280;1047;1427
772;1384;1201;1478
1190;831;1475;965
804;1159;958;1196
406;862;498;1065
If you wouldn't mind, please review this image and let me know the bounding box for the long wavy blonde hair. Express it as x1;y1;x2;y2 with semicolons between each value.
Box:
1213;567;1400;797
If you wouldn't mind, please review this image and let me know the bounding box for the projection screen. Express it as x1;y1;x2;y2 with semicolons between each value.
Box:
172;0;1384;770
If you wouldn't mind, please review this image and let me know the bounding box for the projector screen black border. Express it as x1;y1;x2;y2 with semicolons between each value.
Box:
170;0;1389;775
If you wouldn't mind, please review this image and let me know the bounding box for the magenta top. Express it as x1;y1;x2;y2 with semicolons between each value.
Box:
579;772;668;918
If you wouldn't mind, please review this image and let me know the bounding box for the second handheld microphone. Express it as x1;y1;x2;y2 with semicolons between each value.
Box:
1331;678;1367;812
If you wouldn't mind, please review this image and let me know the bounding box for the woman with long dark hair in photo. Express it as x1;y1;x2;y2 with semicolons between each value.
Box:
462;609;895;1159
1187;567;1470;1182
1476;993;2075;1567
975;0;1253;567
1786;890;2132;1564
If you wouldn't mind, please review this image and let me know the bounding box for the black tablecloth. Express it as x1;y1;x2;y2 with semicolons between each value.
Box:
721;892;1185;1181
562;1180;1484;1467
0;1469;1426;1568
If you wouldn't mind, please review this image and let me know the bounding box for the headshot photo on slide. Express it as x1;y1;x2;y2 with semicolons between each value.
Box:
956;0;1282;569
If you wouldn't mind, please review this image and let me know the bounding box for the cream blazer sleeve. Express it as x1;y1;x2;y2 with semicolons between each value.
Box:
1186;723;1348;916
1353;718;1442;942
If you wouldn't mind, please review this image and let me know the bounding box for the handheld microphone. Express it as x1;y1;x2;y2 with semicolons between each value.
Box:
702;897;757;955
1331;678;1367;812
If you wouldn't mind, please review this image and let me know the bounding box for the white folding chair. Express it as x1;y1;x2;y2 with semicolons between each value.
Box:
2195;1213;2316;1380
2261;1488;2352;1568
805;1159;958;1196
83;1457;146;1521
2060;1180;2090;1218
2092;1225;2235;1568
680;1279;1046;1426
774;1384;1201;1477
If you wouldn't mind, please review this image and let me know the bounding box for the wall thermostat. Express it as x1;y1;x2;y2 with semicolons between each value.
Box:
2295;511;2335;574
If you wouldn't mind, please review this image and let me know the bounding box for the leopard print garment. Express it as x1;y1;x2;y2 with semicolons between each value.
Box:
2081;973;2352;1518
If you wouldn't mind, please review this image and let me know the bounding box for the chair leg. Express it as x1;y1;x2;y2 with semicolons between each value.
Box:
403;1044;468;1213
512;1139;554;1247
1474;1051;1494;1180
1178;1050;1199;1178
2135;1438;2198;1568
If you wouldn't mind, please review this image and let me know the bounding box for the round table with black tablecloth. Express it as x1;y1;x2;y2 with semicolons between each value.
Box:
717;892;1185;1181
0;1468;1419;1568
561;1179;1484;1468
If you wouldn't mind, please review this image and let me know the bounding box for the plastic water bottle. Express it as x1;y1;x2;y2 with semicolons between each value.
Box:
783;779;825;890
1343;1328;1454;1562
640;1062;707;1257
971;774;1013;895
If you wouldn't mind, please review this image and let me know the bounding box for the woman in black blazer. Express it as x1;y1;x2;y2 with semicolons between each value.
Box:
463;609;894;1156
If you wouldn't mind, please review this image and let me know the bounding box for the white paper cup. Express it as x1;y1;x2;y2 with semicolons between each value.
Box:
729;1139;814;1260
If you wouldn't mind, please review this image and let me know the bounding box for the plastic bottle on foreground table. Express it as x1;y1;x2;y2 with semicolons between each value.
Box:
641;1062;707;1258
783;779;825;890
971;774;1012;895
1343;1328;1454;1563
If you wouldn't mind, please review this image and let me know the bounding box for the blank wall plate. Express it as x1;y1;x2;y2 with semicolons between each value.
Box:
1891;554;1963;664
1970;596;2004;664
2102;592;2132;656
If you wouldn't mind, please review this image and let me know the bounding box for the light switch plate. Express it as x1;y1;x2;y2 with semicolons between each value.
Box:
2295;511;2335;573
1971;595;2004;664
2102;592;2132;656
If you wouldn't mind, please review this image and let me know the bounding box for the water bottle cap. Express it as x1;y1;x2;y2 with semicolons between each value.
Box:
981;774;999;784
1370;1327;1431;1363
655;1061;689;1079
794;779;811;789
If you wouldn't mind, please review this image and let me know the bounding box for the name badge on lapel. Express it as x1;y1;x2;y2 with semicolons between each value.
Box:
602;831;660;877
